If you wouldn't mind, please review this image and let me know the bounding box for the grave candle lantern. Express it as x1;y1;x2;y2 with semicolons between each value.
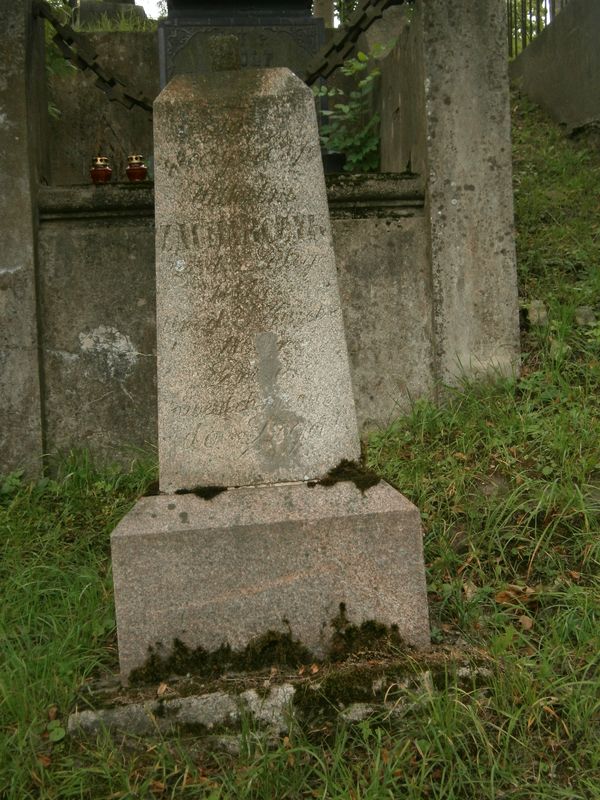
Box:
90;156;112;184
126;154;148;182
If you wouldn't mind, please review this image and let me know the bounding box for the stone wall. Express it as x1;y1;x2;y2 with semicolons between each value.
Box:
35;176;429;465
38;186;157;463
0;0;521;475
330;175;434;431
510;0;600;133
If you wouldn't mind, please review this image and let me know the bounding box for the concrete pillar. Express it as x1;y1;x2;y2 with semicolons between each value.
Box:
0;0;44;476
418;0;520;386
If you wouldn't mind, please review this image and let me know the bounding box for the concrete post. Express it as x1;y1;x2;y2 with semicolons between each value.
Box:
418;0;520;386
0;0;44;476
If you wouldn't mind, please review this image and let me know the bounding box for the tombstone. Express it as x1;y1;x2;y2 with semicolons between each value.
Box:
158;0;324;86
77;0;147;27
111;39;429;682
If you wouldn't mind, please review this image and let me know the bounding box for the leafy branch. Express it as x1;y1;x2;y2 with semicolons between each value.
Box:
313;47;386;173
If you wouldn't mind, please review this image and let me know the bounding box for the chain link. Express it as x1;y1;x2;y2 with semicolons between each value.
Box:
35;0;409;110
305;0;410;86
34;0;153;116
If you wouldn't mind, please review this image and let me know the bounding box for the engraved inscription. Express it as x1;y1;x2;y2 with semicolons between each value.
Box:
154;66;360;489
157;214;328;253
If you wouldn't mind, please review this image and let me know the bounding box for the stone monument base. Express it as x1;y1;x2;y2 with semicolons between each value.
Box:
112;480;430;682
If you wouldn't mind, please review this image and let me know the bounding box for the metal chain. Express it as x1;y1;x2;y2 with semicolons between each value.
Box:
304;0;412;86
35;0;411;108
33;0;153;116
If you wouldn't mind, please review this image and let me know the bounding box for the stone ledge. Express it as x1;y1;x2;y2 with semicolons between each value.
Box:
69;685;292;738
38;183;155;220
326;173;424;218
38;173;424;221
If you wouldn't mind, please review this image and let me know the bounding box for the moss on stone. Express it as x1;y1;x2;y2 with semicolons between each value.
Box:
307;460;381;494
329;603;404;658
174;485;228;501
129;630;313;686
129;602;413;687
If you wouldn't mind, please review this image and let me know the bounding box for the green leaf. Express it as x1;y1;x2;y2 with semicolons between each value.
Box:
48;726;66;743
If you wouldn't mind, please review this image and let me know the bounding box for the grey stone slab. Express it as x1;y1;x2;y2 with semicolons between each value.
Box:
111;480;429;681
68;690;240;737
239;685;295;733
154;68;360;491
333;214;435;431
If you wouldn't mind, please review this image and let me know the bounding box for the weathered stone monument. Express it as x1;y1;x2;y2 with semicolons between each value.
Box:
111;38;429;681
77;0;147;26
158;0;324;86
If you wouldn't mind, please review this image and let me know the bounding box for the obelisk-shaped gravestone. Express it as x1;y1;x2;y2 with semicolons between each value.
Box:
111;42;429;682
154;46;360;492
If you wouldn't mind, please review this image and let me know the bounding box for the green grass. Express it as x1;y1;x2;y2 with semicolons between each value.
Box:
1;95;599;798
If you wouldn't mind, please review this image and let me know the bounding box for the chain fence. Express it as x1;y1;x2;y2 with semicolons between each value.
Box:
305;0;412;85
37;0;558;112
33;0;153;116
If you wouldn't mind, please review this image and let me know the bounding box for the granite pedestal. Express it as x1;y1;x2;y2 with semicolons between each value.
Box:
112;480;429;681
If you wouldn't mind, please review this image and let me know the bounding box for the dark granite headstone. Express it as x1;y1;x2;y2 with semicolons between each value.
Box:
159;0;324;86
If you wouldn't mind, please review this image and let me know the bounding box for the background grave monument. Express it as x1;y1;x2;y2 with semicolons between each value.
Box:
77;0;147;26
111;38;429;681
158;0;325;86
